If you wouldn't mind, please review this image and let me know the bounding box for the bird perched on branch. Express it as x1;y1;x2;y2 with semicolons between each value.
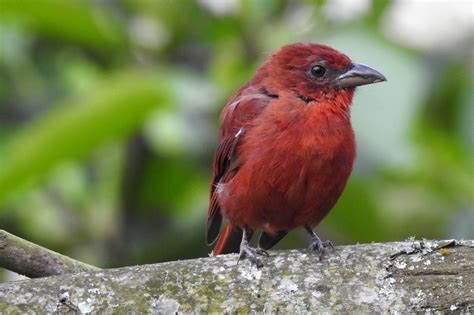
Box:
207;43;386;267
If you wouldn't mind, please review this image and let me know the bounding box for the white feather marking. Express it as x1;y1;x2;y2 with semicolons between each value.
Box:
235;128;244;138
216;183;226;195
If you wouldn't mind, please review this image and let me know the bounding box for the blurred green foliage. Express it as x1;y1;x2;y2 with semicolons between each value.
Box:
0;71;172;202
1;0;127;53
0;0;472;281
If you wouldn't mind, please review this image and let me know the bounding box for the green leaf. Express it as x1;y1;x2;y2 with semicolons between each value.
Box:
0;70;172;205
0;0;127;52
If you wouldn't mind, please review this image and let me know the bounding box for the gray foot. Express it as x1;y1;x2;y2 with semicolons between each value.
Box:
308;236;334;261
239;243;269;268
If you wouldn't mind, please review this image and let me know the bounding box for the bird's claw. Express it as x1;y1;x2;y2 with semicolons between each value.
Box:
238;245;268;268
257;248;270;257
308;237;333;261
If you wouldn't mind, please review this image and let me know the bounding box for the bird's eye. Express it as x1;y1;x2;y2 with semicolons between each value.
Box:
310;65;326;77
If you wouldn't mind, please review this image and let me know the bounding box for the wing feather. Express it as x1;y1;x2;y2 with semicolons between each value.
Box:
206;90;275;245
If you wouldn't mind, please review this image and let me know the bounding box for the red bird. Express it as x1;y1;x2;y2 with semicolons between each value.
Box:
207;43;386;267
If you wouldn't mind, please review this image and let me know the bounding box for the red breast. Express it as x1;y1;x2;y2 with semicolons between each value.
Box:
218;93;356;234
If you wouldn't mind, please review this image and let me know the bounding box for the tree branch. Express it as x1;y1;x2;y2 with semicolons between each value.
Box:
0;240;472;313
0;230;99;278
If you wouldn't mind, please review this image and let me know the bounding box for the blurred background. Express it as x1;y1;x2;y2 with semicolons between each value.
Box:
0;0;472;282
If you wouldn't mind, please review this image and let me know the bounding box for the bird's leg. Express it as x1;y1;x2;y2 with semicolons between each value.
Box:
304;225;334;261
238;226;268;268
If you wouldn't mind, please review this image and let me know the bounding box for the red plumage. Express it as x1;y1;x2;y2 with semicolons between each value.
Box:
207;43;386;266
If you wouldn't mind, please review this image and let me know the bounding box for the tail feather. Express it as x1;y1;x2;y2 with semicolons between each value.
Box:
258;230;288;250
212;224;242;256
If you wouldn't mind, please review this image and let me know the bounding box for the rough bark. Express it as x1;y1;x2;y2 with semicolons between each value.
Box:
0;230;99;278
0;240;472;313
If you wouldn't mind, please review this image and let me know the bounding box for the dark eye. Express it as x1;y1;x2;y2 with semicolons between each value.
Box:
310;65;326;77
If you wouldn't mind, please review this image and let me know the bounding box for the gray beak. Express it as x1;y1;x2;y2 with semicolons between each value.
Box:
334;62;387;88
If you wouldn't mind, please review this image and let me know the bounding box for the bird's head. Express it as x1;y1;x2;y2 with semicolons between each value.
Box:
256;43;386;106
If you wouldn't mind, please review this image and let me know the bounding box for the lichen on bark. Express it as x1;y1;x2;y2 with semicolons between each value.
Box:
0;240;472;313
